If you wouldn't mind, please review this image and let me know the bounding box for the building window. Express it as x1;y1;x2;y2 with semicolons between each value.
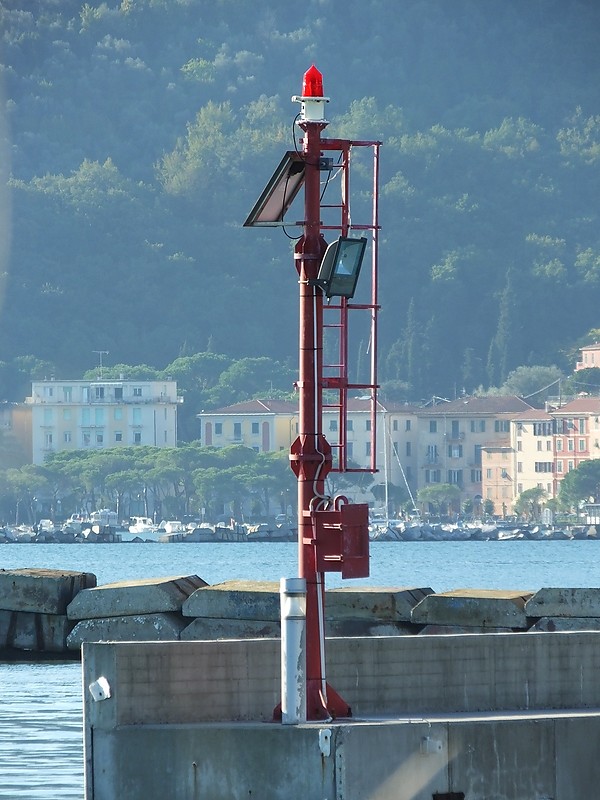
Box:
425;469;441;483
82;431;91;446
214;423;223;436
579;418;586;434
486;468;492;479
329;420;338;432
365;441;371;457
347;420;353;432
546;440;552;451
114;387;123;400
517;483;523;494
64;432;71;443
133;387;142;397
556;440;563;451
517;462;522;473
405;419;411;432
134;432;142;444
471;469;482;482
252;422;259;435
429;420;437;433
516;423;522;436
393;419;399;431
534;462;554;473
568;460;574;471
43;386;54;398
517;441;522;451
365;419;371;432
556;461;563;473
448;444;462;458
233;422;242;440
392;441;399;456
537;441;543;451
470;420;485;433
426;444;438;463
95;386;104;399
63;387;72;402
115;432;123;442
346;442;353;459
405;466;412;480
579;439;586;451
495;420;510;433
406;441;411;457
44;432;53;448
568;439;574;451
448;469;462;485
96;433;103;444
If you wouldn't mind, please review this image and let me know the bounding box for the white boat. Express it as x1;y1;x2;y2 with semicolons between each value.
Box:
124;516;161;542
161;520;186;534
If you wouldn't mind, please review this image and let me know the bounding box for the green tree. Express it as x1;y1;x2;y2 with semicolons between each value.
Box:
558;460;600;511
417;483;461;518
514;487;547;520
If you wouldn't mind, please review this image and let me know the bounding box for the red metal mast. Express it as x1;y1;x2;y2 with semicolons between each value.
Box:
288;65;350;720
245;65;378;722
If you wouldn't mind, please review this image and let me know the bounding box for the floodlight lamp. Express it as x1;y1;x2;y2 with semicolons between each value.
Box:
316;237;368;299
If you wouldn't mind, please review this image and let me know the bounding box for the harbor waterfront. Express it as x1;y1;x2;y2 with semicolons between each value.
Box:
3;540;600;799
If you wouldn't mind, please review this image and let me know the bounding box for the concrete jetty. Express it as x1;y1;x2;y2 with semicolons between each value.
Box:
83;632;600;798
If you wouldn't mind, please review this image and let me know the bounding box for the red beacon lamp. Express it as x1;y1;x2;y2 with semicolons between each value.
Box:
292;64;330;122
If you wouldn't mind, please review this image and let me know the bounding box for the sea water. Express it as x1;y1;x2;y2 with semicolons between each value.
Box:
1;539;600;799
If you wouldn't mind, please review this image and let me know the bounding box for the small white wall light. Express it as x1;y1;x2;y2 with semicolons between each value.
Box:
88;676;111;702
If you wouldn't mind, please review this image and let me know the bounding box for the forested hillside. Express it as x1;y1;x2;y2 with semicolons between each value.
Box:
1;0;600;404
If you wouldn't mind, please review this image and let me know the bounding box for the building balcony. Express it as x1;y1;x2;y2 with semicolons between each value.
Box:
443;432;464;440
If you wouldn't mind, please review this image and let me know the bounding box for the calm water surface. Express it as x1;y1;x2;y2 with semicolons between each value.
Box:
1;539;600;798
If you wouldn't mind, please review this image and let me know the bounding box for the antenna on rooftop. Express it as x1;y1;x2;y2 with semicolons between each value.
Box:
93;350;109;379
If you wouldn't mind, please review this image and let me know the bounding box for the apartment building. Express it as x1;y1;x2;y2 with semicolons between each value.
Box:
26;379;181;464
197;393;600;516
575;342;600;371
506;408;556;514
198;399;299;453
416;396;534;509
198;397;420;497
0;402;32;466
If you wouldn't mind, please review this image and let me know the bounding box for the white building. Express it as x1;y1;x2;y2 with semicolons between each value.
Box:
26;378;181;464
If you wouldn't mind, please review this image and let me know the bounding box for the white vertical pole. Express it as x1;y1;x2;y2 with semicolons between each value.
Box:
280;577;307;725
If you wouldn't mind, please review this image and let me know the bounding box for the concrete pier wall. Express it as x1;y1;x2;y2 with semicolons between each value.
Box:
83;633;600;799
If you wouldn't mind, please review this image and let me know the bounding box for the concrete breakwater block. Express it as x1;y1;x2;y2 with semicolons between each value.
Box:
411;589;534;629
67;575;207;620
67;612;187;648
525;588;600;618
326;586;433;622
182;580;280;621
0;608;74;652
0;568;97;614
181;617;280;640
